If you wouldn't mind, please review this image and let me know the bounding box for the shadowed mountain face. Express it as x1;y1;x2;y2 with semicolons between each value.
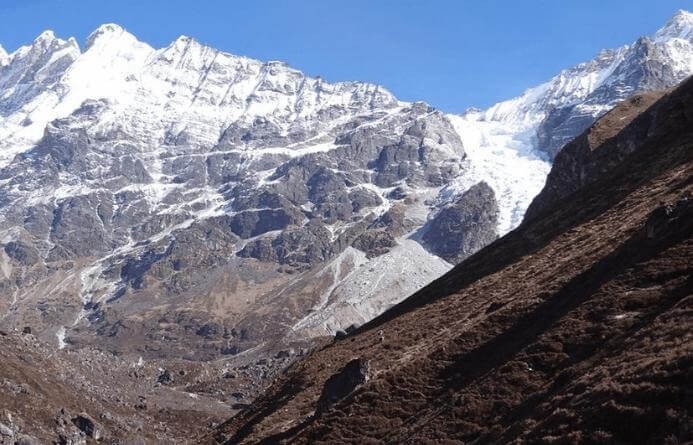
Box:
208;77;693;444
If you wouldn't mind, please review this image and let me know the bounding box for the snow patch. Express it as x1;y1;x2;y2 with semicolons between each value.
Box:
56;326;67;349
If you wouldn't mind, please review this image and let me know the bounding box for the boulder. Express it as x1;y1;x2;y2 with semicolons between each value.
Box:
0;422;13;437
422;182;499;264
316;358;370;414
157;369;172;385
72;413;102;439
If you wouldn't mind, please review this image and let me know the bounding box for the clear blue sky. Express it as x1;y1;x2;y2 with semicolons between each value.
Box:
0;0;689;112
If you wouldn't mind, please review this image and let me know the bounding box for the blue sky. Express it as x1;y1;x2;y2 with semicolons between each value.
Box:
0;0;689;112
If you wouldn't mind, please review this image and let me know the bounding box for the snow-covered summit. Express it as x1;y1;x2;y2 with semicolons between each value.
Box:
443;10;693;232
655;9;693;41
0;23;402;170
84;23;130;49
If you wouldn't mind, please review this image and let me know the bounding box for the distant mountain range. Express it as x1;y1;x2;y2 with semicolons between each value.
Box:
0;10;690;363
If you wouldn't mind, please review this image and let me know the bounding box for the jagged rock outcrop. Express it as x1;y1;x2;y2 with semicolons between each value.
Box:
72;413;101;439
422;182;498;264
316;358;370;414
238;223;334;268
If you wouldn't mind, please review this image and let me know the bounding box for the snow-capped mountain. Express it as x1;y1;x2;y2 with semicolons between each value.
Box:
0;11;690;357
453;10;693;159
0;24;479;356
442;10;693;232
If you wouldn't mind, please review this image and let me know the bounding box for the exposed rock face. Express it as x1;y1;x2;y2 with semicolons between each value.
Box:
4;241;40;265
209;67;693;445
351;230;397;258
0;24;475;354
237;222;334;268
229;207;304;239
422;182;498;264
72;413;101;439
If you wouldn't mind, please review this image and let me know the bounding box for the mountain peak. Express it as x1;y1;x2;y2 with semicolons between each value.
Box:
174;34;194;44
168;34;217;55
67;37;80;50
672;9;693;23
34;29;56;43
85;23;128;50
168;34;203;52
27;30;63;51
654;9;693;41
5;29;78;66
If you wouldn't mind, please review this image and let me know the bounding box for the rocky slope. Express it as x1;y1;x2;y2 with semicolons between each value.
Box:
0;327;230;443
208;76;693;444
525;90;666;221
1;12;691;362
0;24;482;357
0;324;330;443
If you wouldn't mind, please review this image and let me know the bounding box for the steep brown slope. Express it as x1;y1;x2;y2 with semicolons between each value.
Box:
208;77;693;444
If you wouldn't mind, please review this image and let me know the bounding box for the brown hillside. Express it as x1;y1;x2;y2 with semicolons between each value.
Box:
208;77;693;444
